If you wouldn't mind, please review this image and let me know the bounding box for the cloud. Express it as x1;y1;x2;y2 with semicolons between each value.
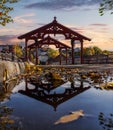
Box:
25;0;102;11
90;23;108;26
37;22;46;26
0;35;20;45
70;27;86;34
0;28;14;34
14;13;35;24
88;23;110;34
82;27;113;50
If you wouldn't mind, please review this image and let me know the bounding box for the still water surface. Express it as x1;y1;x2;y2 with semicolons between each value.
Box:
1;80;113;130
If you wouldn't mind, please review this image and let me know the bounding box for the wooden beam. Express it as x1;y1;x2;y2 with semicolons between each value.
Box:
25;39;28;61
29;48;31;61
80;40;84;64
59;48;62;65
66;48;68;65
71;39;75;64
35;40;38;65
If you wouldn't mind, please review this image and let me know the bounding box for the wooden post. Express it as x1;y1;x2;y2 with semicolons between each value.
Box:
36;45;38;65
80;39;83;64
25;39;28;61
59;48;61;65
25;77;28;91
35;39;38;65
71;39;75;64
29;48;31;61
66;48;68;65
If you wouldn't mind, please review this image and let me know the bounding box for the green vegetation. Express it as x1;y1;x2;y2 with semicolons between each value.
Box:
83;46;111;56
0;105;22;130
98;112;113;129
99;0;113;16
13;44;23;58
0;0;20;26
9;45;112;63
47;48;59;58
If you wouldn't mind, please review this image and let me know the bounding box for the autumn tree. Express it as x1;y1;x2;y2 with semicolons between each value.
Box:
83;46;103;56
47;48;59;58
83;47;95;56
93;46;102;55
13;44;23;58
0;0;19;26
102;50;111;55
99;0;113;15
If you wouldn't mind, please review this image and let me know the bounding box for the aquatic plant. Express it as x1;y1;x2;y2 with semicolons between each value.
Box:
0;105;22;130
98;112;113;129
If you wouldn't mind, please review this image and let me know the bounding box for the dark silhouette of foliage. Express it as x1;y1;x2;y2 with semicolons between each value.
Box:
0;105;22;130
98;112;113;129
99;0;113;16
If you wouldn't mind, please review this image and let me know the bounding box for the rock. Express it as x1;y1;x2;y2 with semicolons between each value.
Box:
54;110;84;125
0;61;25;85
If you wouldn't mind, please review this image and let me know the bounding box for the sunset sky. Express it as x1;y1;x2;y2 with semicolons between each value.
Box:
0;0;113;51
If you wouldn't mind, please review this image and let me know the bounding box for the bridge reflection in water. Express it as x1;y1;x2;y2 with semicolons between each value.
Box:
19;79;91;111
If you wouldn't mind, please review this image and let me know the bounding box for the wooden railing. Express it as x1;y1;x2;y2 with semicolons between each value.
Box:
83;54;113;64
55;54;113;65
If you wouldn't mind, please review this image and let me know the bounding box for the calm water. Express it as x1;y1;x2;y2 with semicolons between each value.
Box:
0;79;113;130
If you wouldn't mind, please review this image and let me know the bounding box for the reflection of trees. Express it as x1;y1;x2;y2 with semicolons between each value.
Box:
0;79;22;130
0;79;20;102
0;105;22;130
98;112;113;130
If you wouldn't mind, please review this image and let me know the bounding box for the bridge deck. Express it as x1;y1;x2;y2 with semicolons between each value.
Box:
36;64;113;72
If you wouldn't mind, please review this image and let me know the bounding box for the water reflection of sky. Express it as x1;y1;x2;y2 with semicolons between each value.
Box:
2;79;112;130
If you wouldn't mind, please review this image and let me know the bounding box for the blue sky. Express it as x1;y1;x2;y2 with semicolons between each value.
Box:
0;0;113;50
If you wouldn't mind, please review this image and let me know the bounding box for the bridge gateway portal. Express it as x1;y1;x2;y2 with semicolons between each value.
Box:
18;17;91;65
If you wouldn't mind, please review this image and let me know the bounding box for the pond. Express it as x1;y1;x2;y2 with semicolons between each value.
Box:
0;69;113;130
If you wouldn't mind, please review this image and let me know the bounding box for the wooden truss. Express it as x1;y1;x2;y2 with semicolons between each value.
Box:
18;17;91;64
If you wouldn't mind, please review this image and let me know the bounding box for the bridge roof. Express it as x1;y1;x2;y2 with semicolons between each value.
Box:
28;35;71;49
18;17;91;41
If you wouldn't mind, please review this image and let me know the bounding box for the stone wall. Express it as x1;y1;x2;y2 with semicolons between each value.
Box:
0;61;25;85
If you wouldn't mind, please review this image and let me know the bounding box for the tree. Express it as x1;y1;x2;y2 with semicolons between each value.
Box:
47;48;59;58
102;50;111;55
99;0;113;16
83;46;107;56
13;44;23;58
0;0;19;26
93;46;102;55
83;47;95;56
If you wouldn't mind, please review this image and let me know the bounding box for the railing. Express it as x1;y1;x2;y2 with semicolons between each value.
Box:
1;53;112;64
83;54;113;64
0;52;22;62
52;54;113;65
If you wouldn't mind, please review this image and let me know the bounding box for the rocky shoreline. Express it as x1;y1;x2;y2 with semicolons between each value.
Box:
0;61;25;86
